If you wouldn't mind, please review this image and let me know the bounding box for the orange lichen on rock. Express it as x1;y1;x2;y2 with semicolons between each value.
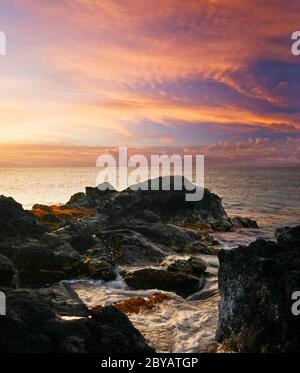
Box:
32;204;95;231
89;293;171;317
114;293;171;314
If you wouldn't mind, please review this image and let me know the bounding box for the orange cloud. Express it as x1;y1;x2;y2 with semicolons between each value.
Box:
0;0;299;165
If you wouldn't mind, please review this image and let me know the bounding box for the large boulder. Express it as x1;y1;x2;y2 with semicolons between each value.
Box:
87;305;154;353
216;237;300;352
124;267;204;297
86;176;228;225
275;225;300;246
64;176;228;224
0;196;45;238
0;283;154;353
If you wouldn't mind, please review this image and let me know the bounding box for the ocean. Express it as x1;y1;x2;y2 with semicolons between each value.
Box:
1;166;299;233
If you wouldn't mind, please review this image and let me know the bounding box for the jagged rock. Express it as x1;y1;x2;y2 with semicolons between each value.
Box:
0;233;118;287
99;229;166;265
12;240;82;287
66;176;229;227
69;233;98;254
32;204;52;213
0;196;46;238
124;267;203;297
86;305;154;353
216;237;300;352
230;216;259;229
82;257;116;281
64;192;90;209
115;222;199;250
160;255;207;276
0;283;153;353
85;244;117;266
186;241;221;255
275;225;300;246
0;254;18;288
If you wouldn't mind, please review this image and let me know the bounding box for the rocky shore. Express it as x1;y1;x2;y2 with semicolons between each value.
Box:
0;176;298;353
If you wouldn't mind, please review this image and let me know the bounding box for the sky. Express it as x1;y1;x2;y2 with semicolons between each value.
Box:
0;0;300;166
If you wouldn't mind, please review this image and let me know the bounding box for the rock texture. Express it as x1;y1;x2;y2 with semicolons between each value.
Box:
0;283;154;353
275;225;300;246
216;232;300;352
0;254;18;288
124;267;203;297
160;255;207;276
0;196;45;238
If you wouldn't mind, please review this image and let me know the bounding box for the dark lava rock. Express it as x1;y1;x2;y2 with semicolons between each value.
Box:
64;192;90;209
230;216;259;229
119;222;198;247
216;237;300;352
160;255;207;276
0;283;153;353
0;236;116;287
124;267;203;297
0;254;18;288
99;229;166;265
87;305;154;353
0;196;46;238
69;233;98;254
68;176;229;227
178;240;220;255
275;225;300;246
82;256;116;281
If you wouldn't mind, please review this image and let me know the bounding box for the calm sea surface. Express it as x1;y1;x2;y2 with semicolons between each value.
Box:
0;167;299;241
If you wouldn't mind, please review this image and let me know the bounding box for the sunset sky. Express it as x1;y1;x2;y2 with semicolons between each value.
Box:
0;0;300;166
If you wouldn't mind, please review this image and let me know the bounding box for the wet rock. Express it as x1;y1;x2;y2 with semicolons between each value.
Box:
82;257;116;281
118;222;198;249
87;305;155;353
216;237;300;352
0;254;18;288
177;239;220;255
230;216;259;229
14;241;82;287
69;233;98;254
124;267;203;297
99;229;166;265
0;196;46;238
85;244;117;266
0;283;153;353
160;255;207;277
275;225;300;246
186;241;221;255
0;233;117;287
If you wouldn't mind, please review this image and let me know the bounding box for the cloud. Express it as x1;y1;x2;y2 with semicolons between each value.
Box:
1;138;299;167
0;0;300;165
